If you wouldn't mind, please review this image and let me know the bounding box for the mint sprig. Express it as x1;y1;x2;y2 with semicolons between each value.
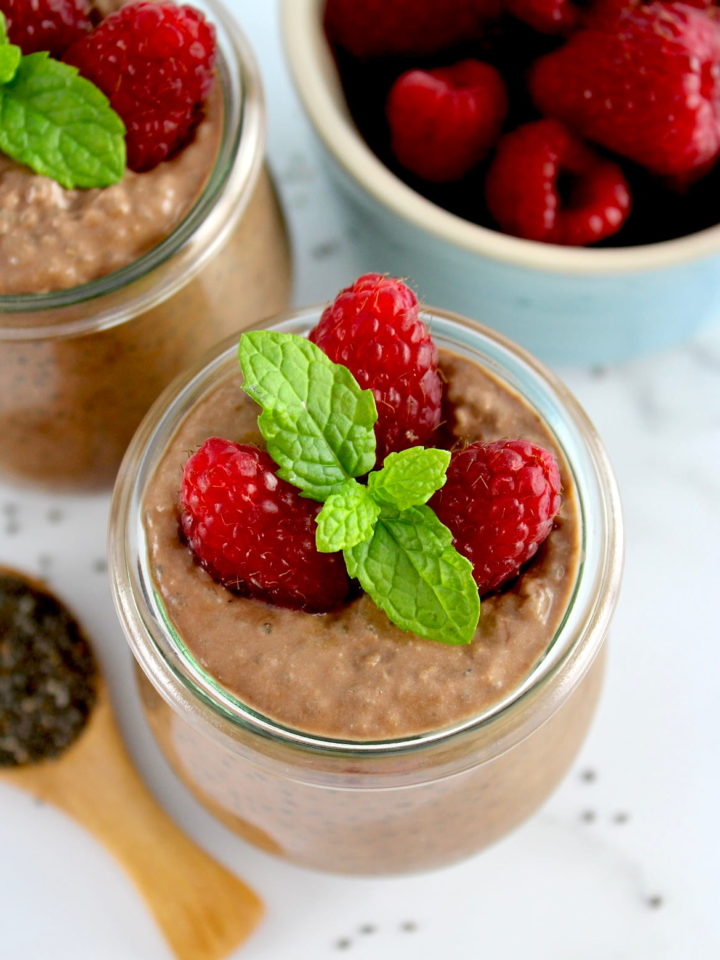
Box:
238;331;481;645
0;14;125;188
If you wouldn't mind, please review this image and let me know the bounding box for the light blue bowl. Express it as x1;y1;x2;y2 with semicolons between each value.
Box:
282;0;720;367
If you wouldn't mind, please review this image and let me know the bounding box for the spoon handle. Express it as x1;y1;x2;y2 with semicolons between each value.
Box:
4;694;263;960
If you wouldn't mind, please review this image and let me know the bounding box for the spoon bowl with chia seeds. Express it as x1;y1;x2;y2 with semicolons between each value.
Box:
0;568;262;960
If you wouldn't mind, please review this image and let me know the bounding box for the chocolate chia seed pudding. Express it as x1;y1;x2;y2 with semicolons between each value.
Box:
144;351;579;739
0;1;291;490
111;308;623;874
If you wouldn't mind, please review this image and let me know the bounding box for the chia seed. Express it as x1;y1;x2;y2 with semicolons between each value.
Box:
0;570;97;767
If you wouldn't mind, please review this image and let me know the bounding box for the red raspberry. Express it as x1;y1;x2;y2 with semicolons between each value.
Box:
180;438;351;613
430;440;562;595
486;119;631;245
309;275;442;467
64;1;216;172
530;2;720;177
1;0;91;55
324;0;501;59
387;60;508;182
505;0;581;33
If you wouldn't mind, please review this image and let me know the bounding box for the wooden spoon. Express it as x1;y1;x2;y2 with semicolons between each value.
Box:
0;571;263;960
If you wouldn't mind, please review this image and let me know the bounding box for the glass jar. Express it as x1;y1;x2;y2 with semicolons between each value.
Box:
0;0;291;491
109;307;623;875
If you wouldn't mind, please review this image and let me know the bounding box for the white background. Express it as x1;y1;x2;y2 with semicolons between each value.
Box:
1;2;719;957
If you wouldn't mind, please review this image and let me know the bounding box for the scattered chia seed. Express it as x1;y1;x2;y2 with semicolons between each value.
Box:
580;768;597;783
0;570;97;768
581;809;596;823
401;921;418;933
647;895;664;910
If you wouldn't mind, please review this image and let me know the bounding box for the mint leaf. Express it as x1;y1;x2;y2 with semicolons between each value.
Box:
0;43;20;86
238;331;378;501
0;14;20;86
345;505;480;645
368;447;450;510
316;480;380;553
0;53;126;188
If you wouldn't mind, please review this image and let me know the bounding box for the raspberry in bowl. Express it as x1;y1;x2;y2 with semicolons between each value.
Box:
0;0;291;490
109;275;622;874
281;0;720;364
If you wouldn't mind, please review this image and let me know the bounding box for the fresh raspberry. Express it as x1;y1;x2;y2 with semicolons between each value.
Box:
1;0;91;55
180;438;351;613
530;2;720;177
485;119;631;245
324;0;501;59
430;440;562;595
505;0;581;33
64;1;216;172
309;275;442;466
387;60;508;182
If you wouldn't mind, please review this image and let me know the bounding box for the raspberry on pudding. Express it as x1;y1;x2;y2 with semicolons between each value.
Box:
325;0;720;246
180;439;352;613
308;273;443;464
430;438;562;595
64;2;217;172
2;0;92;54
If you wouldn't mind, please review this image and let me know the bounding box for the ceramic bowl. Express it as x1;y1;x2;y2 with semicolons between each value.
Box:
281;0;720;365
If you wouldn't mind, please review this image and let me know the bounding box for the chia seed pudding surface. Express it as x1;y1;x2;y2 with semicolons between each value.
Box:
0;86;223;296
143;349;580;741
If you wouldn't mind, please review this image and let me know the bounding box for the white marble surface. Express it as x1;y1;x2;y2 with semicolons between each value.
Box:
2;2;719;957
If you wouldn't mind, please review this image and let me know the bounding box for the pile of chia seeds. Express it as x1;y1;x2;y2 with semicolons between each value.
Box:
0;570;97;767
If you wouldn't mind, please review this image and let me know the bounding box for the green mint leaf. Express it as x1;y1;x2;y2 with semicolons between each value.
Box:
0;43;20;86
238;331;378;501
0;53;126;189
316;480;380;553
345;505;480;645
368;446;450;510
0;14;20;86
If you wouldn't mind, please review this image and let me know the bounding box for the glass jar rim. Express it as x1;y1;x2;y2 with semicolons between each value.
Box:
0;0;264;340
110;306;623;759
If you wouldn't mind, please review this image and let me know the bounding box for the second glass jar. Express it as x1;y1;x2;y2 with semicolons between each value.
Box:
0;0;291;491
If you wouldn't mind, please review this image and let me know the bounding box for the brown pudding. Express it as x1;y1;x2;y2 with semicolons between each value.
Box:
144;351;580;740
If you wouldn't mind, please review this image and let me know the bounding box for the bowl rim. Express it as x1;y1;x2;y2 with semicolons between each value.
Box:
281;0;720;276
